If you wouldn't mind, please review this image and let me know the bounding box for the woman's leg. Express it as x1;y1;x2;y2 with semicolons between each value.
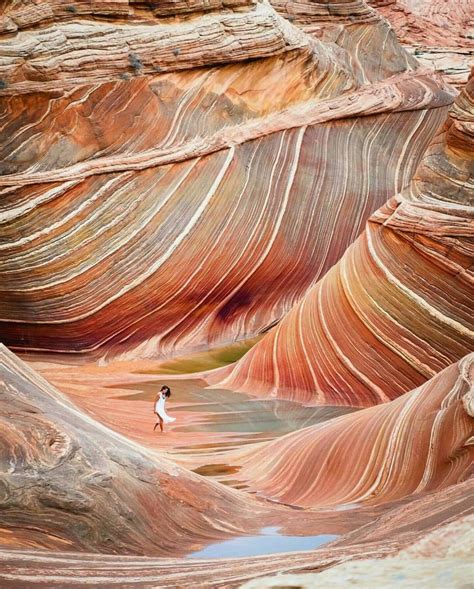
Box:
159;417;164;432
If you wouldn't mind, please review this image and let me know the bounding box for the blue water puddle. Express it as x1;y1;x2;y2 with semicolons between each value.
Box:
188;526;339;559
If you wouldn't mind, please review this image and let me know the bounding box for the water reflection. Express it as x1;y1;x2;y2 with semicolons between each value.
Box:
189;526;339;559
115;380;355;442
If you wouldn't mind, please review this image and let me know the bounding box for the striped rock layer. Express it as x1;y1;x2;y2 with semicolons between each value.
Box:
214;72;474;406
4;339;470;561
0;0;454;360
368;0;474;87
1;0;254;27
242;516;474;589
370;0;473;47
268;0;420;84
269;0;472;87
0;343;278;556
0;2;311;96
0;473;472;587
231;353;474;508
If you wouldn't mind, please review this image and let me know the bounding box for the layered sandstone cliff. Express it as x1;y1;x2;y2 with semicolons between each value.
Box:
0;0;454;361
242;515;474;588
0;2;472;586
0;343;271;555
368;0;473;87
213;70;473;406
232;353;474;507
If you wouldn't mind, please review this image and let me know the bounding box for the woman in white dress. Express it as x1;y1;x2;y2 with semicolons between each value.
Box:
154;385;176;432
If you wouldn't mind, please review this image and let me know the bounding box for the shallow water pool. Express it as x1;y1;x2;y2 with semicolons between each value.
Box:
188;526;339;559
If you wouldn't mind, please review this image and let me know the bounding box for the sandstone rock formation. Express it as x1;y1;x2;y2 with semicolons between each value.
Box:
368;0;473;87
2;338;470;579
270;0;419;83
0;1;311;94
0;343;272;555
0;1;472;587
230;353;474;507
0;479;472;587
0;0;454;361
213;70;474;406
242;560;472;587
240;515;474;588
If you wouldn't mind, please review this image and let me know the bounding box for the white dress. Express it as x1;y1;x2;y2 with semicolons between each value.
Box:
155;393;176;424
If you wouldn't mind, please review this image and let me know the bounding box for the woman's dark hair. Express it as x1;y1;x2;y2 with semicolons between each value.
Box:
161;385;171;398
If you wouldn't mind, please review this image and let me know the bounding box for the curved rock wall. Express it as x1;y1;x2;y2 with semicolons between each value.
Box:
214;72;473;405
0;0;454;360
232;353;474;507
368;0;474;87
269;0;420;84
0;344;269;555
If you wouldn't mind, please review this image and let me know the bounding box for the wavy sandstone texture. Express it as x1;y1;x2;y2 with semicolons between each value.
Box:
0;343;278;556
0;479;472;588
0;0;454;361
214;71;474;406
0;2;472;587
368;0;474;87
269;0;421;84
231;354;474;507
2;340;470;582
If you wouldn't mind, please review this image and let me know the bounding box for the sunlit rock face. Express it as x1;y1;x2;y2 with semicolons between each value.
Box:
0;344;268;555
215;73;473;406
0;1;311;94
368;0;473;87
231;353;474;507
0;0;454;361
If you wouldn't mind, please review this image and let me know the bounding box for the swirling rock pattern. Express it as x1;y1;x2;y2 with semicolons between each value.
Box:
4;339;470;570
0;1;472;586
269;0;420;84
0;102;449;359
0;0;454;360
215;72;473;405
269;0;472;87
368;0;474;87
242;514;474;587
231;353;474;508
1;0;254;28
0;3;311;95
0;343;279;555
242;515;474;589
369;0;472;45
0;479;472;587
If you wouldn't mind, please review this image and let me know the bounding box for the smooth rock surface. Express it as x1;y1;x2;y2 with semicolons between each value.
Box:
0;1;472;587
231;354;474;507
0;0;455;361
214;70;474;406
0;343;277;555
241;514;474;588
